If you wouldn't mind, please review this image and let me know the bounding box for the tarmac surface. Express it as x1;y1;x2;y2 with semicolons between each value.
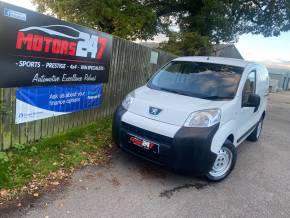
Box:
2;92;290;218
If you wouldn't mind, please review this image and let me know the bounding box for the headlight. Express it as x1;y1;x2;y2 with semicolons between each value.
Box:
184;109;221;127
122;91;135;110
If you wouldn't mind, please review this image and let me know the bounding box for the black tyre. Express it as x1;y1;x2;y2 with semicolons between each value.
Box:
247;117;264;142
205;140;237;182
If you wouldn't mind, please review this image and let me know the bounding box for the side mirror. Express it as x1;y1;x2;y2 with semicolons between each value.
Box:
243;94;261;112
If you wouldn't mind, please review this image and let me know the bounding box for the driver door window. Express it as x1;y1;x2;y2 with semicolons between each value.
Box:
242;71;256;105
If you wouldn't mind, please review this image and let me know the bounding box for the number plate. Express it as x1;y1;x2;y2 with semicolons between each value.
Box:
128;134;159;153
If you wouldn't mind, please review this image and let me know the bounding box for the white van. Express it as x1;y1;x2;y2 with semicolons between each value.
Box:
113;56;269;181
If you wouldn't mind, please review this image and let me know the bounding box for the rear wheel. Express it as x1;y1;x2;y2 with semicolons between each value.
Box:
206;140;237;182
247;117;264;142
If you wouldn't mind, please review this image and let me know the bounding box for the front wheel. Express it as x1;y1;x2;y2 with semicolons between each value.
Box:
205;140;237;182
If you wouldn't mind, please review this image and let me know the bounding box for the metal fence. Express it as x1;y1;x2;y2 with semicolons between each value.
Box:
0;37;176;150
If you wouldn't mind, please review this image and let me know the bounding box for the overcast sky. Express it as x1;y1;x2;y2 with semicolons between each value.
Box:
2;0;35;10
3;0;290;69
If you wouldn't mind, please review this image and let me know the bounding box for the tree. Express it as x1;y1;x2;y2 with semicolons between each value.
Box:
33;0;290;53
145;0;290;43
160;32;211;56
32;0;158;40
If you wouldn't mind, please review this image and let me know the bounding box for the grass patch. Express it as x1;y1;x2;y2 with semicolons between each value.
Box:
0;117;112;191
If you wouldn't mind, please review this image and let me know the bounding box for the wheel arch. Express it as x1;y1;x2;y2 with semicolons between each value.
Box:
226;134;234;144
262;111;266;119
211;120;237;154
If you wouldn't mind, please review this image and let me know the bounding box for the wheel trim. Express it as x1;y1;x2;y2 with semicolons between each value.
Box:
209;147;233;178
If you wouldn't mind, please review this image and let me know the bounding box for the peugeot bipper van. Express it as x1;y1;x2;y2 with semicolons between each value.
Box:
113;56;269;181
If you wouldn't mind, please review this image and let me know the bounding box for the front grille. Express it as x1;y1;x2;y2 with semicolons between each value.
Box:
120;122;173;165
121;122;173;145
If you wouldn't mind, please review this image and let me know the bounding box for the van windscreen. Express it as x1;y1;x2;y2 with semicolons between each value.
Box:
148;61;244;100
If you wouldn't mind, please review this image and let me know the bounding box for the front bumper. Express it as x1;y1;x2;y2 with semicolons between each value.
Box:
112;105;218;176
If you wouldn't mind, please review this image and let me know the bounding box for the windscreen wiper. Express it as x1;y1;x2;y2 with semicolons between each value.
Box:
159;87;184;95
202;96;233;100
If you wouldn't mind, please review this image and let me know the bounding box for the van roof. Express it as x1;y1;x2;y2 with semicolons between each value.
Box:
173;56;254;68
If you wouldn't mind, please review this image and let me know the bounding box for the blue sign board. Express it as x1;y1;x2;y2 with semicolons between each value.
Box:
16;84;102;124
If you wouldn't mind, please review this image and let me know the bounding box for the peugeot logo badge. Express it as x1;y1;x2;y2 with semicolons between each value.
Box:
149;107;162;116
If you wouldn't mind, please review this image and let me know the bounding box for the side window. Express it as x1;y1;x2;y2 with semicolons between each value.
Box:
242;71;256;104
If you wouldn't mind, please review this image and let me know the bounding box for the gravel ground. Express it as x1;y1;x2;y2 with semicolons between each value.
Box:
2;92;290;218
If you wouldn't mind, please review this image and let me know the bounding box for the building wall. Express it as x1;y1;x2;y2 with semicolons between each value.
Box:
268;68;290;92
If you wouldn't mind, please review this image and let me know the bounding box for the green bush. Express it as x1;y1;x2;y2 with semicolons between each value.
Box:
12;143;25;151
0;152;9;163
